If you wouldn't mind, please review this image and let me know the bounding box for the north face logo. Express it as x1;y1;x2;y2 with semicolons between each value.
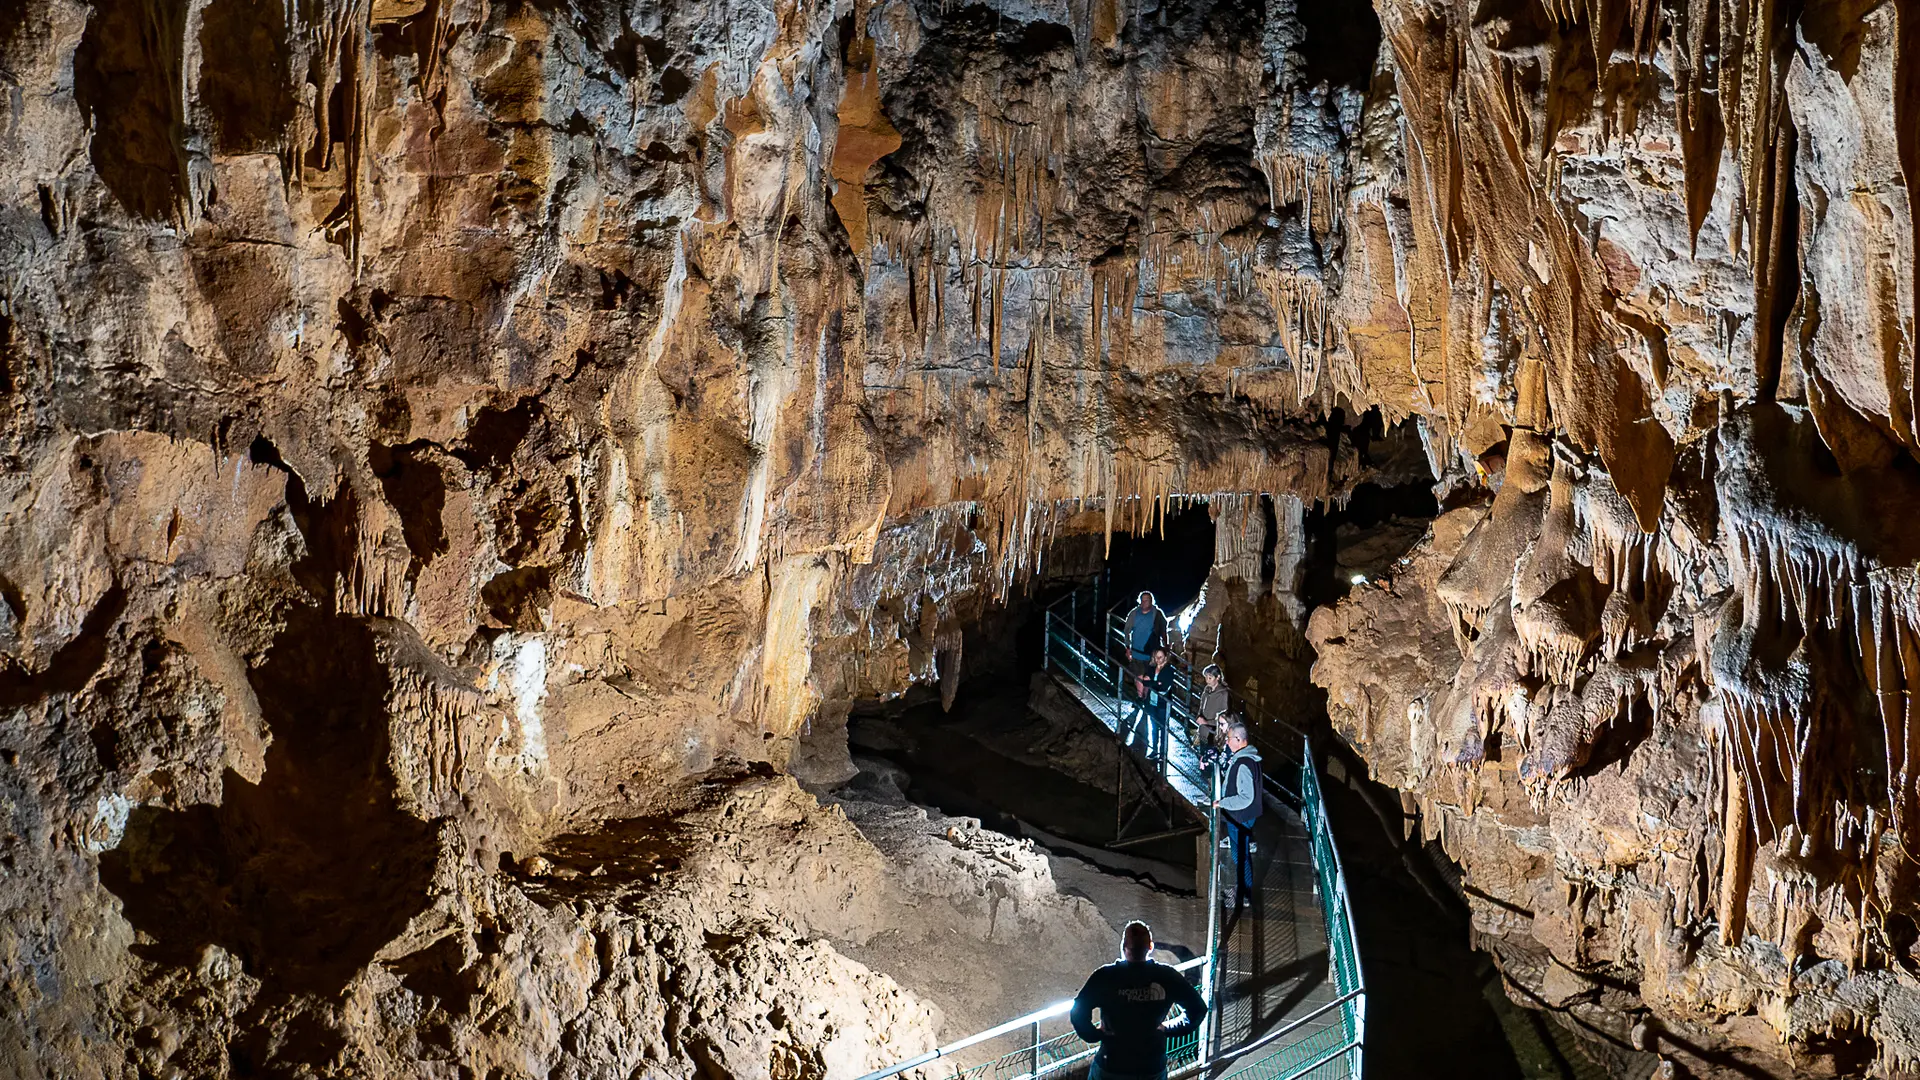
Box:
1117;984;1168;1002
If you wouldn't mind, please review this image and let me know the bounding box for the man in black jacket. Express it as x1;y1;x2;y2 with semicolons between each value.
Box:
1070;922;1207;1080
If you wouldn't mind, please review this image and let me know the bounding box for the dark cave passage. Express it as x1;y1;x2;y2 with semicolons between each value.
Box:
1298;479;1442;610
1090;501;1219;618
837;468;1620;1078
848;500;1224;874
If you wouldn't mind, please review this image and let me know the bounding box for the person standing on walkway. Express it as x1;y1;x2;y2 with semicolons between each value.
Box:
1125;592;1168;666
1142;648;1177;763
1194;664;1230;763
1070;921;1207;1080
1215;720;1263;908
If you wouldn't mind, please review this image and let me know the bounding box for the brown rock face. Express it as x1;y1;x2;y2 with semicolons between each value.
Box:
1306;1;1920;1074
0;0;1361;1076
3;0;1917;1075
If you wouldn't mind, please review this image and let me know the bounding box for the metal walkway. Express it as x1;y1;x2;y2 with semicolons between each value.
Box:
857;585;1366;1080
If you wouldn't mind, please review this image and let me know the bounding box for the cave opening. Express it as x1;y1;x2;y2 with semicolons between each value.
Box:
837;417;1627;1077
846;501;1223;874
1296;0;1383;91
1298;479;1441;610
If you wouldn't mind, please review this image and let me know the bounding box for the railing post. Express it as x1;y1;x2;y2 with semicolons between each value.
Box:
1198;763;1222;1066
1031;1019;1040;1078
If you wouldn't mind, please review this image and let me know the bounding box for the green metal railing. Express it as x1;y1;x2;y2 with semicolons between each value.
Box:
853;955;1207;1080
1094;587;1308;799
1042;578;1306;806
1175;743;1362;1080
1247;755;1365;1079
1043;618;1211;800
859;587;1366;1080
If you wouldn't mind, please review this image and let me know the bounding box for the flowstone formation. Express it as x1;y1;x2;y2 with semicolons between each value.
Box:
0;0;1366;1076
1305;1;1920;1076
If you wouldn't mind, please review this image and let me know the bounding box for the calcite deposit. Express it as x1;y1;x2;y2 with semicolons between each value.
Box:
1;0;1358;1075
2;0;1916;1075
1302;0;1920;1076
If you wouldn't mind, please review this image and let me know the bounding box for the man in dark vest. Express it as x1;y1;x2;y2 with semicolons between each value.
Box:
1070;921;1207;1080
1215;720;1263;908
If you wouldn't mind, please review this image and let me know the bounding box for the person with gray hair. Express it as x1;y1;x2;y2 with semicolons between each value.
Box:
1070;921;1207;1080
1214;719;1263;908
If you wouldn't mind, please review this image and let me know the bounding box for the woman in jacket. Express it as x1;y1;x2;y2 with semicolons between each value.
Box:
1142;648;1178;763
1194;664;1230;764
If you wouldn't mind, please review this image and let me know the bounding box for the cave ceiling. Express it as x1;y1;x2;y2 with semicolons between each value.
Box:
3;0;1920;1076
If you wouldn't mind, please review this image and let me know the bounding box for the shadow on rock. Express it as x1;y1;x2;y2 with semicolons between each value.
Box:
100;606;439;997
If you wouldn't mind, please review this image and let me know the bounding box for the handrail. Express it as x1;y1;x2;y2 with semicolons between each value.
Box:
1047;593;1311;828
860;585;1367;1080
1198;762;1224;1056
1213;1034;1362;1080
1044;612;1211;799
1109;605;1307;744
1301;735;1368;1079
1097;588;1309;752
1185;988;1362;1071
1078;590;1304;801
854;956;1208;1080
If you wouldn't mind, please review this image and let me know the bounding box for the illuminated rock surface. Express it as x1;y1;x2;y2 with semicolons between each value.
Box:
0;0;1915;1076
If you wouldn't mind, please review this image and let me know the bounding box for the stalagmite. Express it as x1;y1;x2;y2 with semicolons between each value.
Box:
1719;761;1751;948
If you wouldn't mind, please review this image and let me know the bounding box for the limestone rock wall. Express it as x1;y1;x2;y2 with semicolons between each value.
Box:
0;0;1366;1076
7;0;1919;1074
1308;1;1920;1076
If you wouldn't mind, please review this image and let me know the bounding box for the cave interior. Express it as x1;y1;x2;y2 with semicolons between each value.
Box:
4;0;1920;1077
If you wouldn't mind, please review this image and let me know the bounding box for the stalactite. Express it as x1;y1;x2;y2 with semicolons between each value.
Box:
1208;494;1265;591
1258;150;1339;235
1897;0;1920;443
336;523;411;619
299;0;374;268
390;666;481;808
988;266;1005;372
1250;268;1328;403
